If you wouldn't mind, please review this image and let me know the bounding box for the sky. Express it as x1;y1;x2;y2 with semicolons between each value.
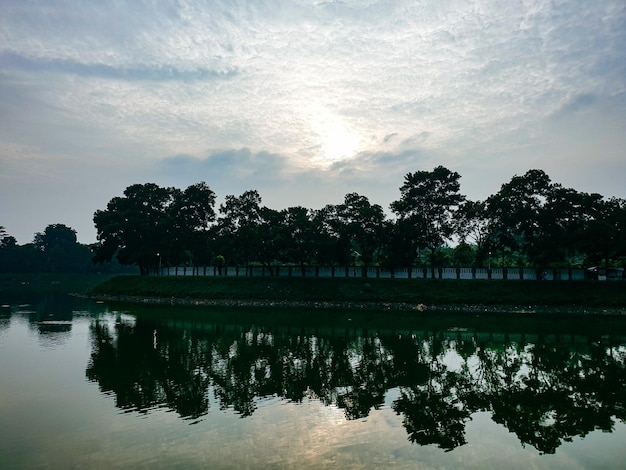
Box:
1;0;625;244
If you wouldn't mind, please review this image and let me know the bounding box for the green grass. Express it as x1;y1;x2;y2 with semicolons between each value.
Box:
0;273;118;295
90;275;626;308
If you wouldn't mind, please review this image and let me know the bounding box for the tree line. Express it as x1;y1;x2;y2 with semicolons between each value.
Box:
91;167;626;275
0;224;135;274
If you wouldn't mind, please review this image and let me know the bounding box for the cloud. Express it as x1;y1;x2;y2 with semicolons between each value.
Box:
155;146;429;216
0;52;238;82
161;148;291;183
1;0;625;243
552;93;599;117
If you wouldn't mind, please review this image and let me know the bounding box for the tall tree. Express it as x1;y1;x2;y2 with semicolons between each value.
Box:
314;204;352;266
485;169;552;268
93;183;175;274
485;170;612;271
93;182;216;274
34;223;78;251
168;182;217;270
0;226;21;272
0;226;17;250
577;197;626;270
337;192;386;274
278;206;318;268
309;205;345;266
390;166;465;263
255;206;284;274
454;200;490;267
215;190;263;268
33;224;90;272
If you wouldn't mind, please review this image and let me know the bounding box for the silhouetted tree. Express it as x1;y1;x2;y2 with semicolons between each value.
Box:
337;192;386;275
33;223;91;272
214;190;263;269
455;200;490;267
391;166;465;264
93;182;216;274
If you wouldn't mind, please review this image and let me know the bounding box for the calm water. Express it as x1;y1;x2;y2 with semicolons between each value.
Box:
1;293;626;469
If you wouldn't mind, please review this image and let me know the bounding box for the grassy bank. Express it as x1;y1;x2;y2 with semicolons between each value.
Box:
90;275;626;310
0;273;117;295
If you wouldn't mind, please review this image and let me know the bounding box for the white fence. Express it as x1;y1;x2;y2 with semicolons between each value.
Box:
161;266;589;281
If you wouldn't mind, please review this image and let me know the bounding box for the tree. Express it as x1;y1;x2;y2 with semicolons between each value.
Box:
33;224;91;272
485;169;555;270
93;182;216;274
577;197;626;270
455;200;490;267
336;193;386;275
0;226;12;244
540;186;604;267
93;183;175;274
313;204;352;266
309;205;345;266
34;224;78;251
450;242;476;267
278;206;318;268
485;170;613;272
0;226;21;272
379;220;415;269
168;182;217;270
255;206;283;274
390;166;465;264
214;190;263;268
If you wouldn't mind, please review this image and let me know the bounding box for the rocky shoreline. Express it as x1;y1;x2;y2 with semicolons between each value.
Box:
80;293;626;316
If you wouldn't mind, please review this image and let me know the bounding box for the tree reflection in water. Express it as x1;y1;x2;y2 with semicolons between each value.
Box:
86;314;626;453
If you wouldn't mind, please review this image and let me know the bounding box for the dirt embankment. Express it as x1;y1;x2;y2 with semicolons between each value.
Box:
81;292;626;316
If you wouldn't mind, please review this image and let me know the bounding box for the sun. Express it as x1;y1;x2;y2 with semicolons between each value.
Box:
320;125;360;163
310;109;361;164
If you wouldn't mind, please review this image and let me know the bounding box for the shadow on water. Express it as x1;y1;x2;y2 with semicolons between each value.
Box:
85;303;626;455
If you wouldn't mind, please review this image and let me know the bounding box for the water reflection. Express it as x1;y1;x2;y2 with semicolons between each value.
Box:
1;294;107;345
86;312;626;454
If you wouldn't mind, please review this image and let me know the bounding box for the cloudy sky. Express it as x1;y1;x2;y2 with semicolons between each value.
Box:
1;0;625;244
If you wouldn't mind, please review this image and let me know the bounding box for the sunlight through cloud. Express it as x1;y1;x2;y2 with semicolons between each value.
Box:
308;106;361;165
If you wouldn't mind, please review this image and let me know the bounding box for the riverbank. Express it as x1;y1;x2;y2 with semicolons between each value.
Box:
0;273;115;295
87;275;626;314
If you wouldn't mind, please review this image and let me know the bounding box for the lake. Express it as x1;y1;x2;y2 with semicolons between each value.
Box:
1;292;626;469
